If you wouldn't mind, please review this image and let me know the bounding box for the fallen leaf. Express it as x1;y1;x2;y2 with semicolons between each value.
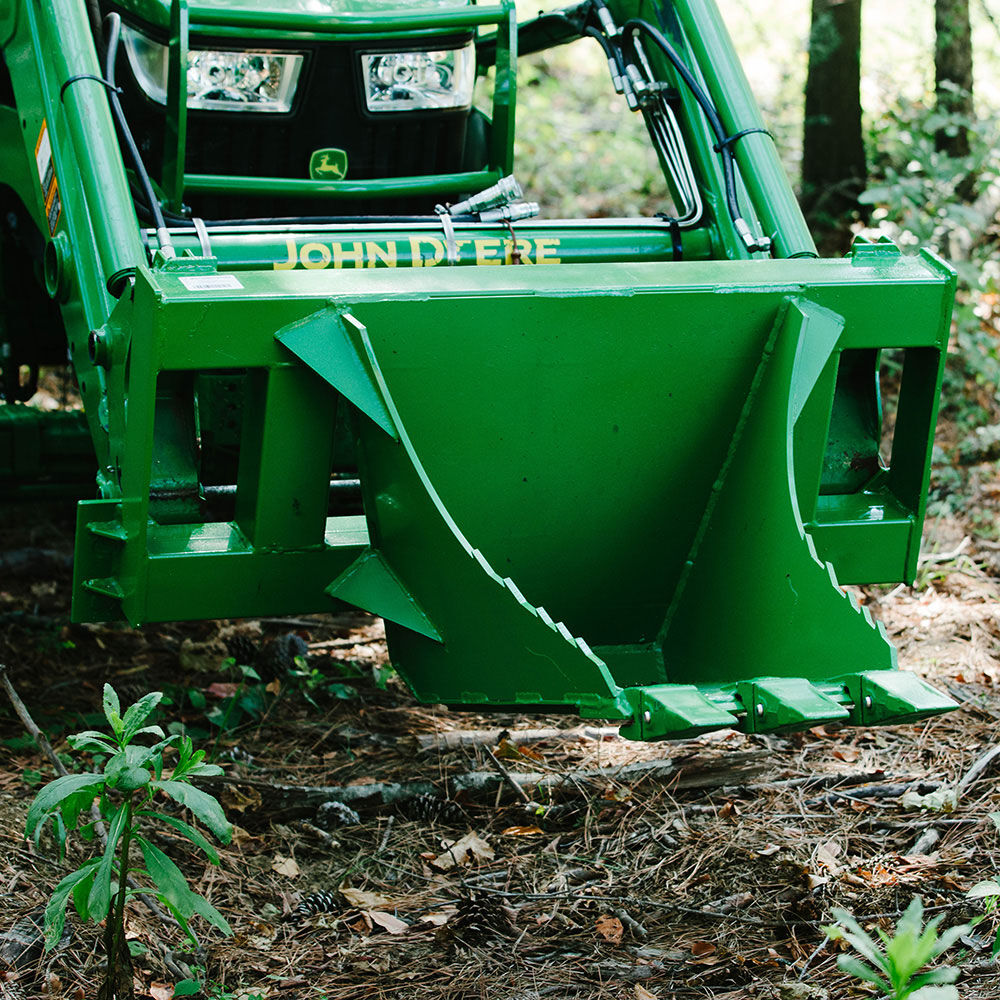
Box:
348;913;373;935
265;678;282;695
148;987;172;1000
595;914;624;943
813;840;843;873
634;987;658;1000
501;825;545;837
340;888;390;909
366;910;409;935
757;843;782;857
271;855;300;878
901;787;958;813
430;832;495;871
206;682;239;698
419;911;453;927
808;726;831;738
691;940;716;957
220;785;262;814
833;747;860;763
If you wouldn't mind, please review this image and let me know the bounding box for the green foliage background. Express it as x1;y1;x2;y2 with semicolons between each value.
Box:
510;0;1000;502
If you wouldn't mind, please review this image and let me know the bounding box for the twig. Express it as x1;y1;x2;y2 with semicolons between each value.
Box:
908;828;940;855
0;663;69;776
806;781;940;806
798;934;829;979
377;815;395;854
918;536;970;565
484;746;534;805
959;742;1000;794
611;907;648;940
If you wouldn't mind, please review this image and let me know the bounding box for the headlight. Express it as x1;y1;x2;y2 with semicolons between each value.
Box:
122;25;303;113
361;43;475;113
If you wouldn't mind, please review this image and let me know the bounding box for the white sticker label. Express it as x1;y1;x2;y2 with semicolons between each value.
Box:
178;274;244;291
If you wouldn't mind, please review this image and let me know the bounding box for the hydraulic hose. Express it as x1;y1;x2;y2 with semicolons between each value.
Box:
620;18;739;223
102;13;175;258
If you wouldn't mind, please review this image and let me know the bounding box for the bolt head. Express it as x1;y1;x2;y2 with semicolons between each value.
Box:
755;703;764;716
864;696;873;709
643;710;652;723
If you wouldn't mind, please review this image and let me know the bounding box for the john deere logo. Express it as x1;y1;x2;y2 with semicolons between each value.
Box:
310;148;348;180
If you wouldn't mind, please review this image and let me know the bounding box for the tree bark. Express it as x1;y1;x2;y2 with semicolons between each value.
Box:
934;0;974;161
801;0;866;251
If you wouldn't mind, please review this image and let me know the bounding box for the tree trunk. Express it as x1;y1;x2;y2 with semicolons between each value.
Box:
934;0;974;161
801;0;866;252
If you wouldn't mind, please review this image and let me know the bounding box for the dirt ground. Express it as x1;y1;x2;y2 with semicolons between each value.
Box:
1;474;1000;999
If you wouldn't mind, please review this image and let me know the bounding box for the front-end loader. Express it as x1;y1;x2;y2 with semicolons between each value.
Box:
0;0;957;739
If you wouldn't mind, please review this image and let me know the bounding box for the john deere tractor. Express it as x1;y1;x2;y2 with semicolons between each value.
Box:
0;0;957;739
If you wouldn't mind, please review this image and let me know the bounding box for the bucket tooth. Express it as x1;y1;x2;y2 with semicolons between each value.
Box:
839;670;958;726
739;677;849;734
620;684;739;741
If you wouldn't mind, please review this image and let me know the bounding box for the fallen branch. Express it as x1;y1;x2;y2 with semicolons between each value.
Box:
806;781;941;806
415;725;623;753
197;750;771;817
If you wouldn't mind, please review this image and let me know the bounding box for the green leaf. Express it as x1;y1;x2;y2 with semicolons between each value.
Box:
127;939;147;957
988;812;1000;833
136;809;220;864
104;745;154;790
907;987;959;1000
43;860;100;951
191;892;231;936
327;682;358;701
103;684;123;738
135;837;231;937
836;955;890;993
154;780;232;844
827;908;889;972
26;773;103;836
72;864;99;919
135;836;193;915
60;786;100;833
87;804;129;922
172;979;202;996
121;692;163;743
188;689;207;711
68;732;117;754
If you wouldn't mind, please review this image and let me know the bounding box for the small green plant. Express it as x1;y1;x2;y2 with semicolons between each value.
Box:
966;811;1000;958
824;897;970;999
26;684;233;1000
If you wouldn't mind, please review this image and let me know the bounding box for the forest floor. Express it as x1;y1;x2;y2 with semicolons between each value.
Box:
1;466;1000;1000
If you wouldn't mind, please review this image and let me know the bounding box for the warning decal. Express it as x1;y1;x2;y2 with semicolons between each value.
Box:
34;121;61;235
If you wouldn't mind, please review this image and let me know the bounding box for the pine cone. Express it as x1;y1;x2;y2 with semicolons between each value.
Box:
255;633;309;680
398;793;466;825
449;891;515;947
288;889;339;921
315;800;361;830
224;632;260;668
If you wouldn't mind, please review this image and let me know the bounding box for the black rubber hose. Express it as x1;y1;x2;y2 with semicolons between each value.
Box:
102;12;175;256
621;18;741;223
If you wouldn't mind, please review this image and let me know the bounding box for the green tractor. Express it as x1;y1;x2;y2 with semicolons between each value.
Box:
0;0;957;739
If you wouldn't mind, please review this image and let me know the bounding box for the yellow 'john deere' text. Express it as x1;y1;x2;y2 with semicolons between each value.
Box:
273;236;562;270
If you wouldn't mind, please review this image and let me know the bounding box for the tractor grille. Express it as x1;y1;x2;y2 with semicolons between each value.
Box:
114;29;473;219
